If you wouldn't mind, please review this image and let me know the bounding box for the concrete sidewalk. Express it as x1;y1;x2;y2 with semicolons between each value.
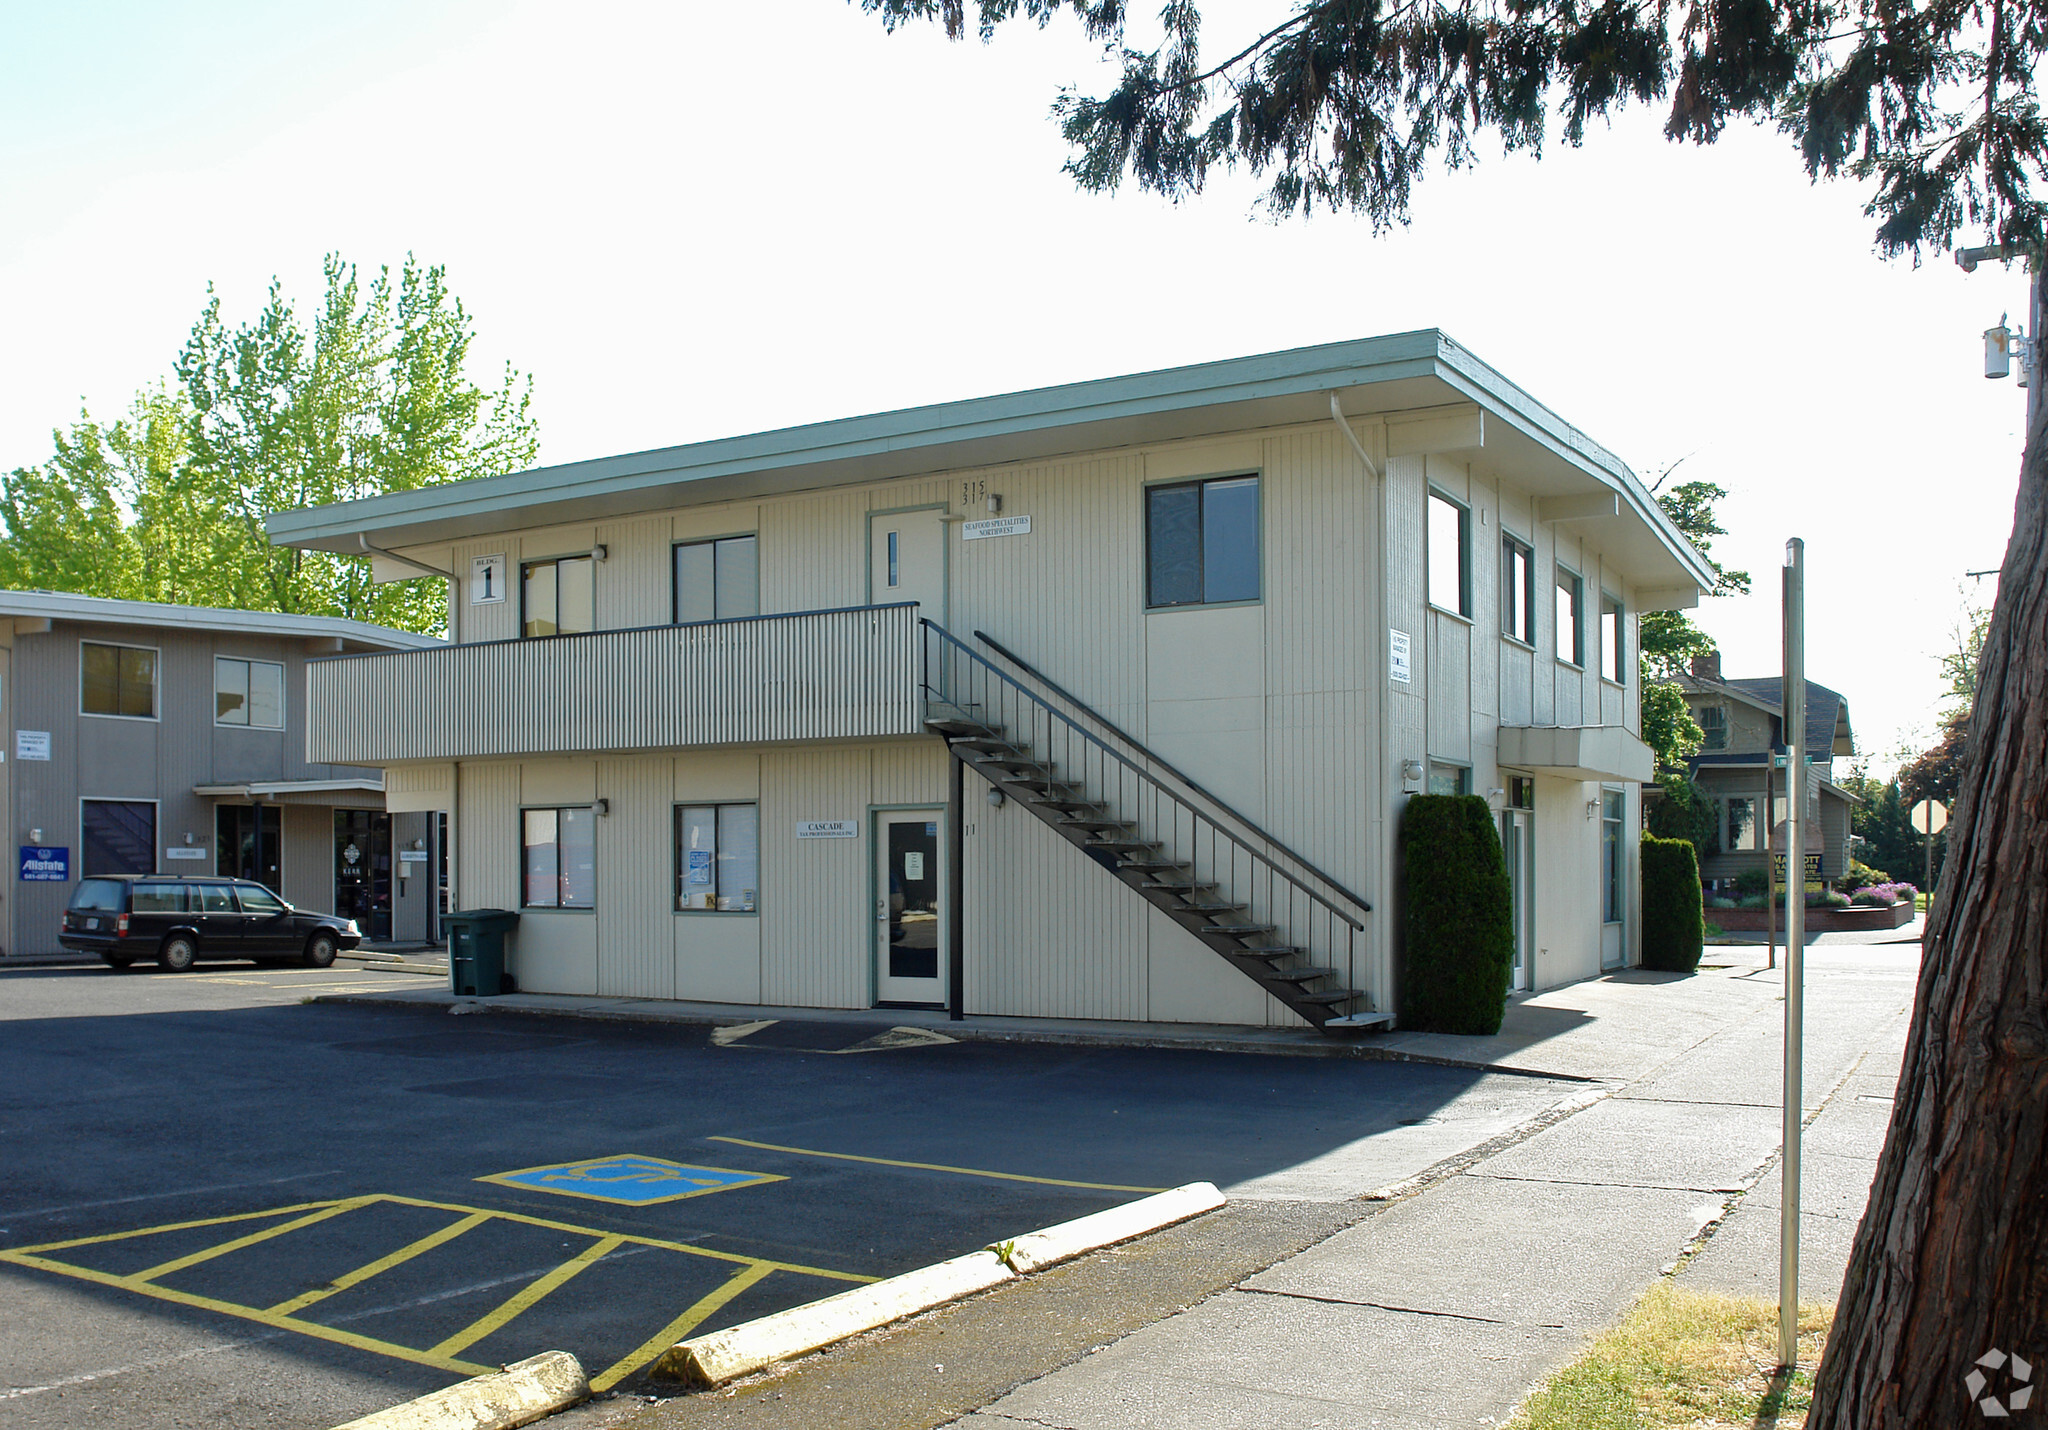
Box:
942;942;1916;1429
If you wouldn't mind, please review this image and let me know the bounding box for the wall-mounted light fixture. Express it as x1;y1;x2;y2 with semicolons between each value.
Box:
29;828;43;844
986;786;1005;809
1400;759;1424;792
412;837;426;851
183;831;196;845
594;798;610;817
986;493;1003;515
1486;787;1506;805
1586;798;1601;820
591;543;609;562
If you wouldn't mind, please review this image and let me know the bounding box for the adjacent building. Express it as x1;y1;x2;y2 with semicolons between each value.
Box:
1678;652;1859;885
266;331;1715;1028
1;591;444;957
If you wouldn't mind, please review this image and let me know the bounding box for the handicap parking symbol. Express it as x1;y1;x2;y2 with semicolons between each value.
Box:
480;1153;783;1205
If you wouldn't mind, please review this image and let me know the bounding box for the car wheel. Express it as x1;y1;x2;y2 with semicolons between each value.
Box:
101;953;135;970
303;933;338;969
158;936;197;973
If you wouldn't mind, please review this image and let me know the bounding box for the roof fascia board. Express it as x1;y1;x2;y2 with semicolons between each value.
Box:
0;590;440;650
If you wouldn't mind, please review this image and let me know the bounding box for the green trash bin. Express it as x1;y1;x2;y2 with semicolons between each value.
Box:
444;909;520;997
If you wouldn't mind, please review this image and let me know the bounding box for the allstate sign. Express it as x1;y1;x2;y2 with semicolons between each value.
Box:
19;846;69;881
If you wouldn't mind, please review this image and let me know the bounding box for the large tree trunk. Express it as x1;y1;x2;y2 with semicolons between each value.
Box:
1808;379;2048;1424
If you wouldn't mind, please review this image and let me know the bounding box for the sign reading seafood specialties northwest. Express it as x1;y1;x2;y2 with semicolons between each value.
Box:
1388;630;1413;684
962;515;1031;540
795;821;859;839
19;846;68;881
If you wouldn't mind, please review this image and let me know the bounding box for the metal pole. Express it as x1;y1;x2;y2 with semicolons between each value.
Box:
1764;756;1776;970
1778;537;1808;1366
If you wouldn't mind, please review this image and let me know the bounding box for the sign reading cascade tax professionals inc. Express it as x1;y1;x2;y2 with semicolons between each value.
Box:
796;821;859;839
962;515;1032;540
20;847;68;881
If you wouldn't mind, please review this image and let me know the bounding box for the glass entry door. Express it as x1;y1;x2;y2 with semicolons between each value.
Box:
335;809;393;941
874;810;946;1006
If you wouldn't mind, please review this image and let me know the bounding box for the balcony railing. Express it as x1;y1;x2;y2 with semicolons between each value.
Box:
307;603;922;765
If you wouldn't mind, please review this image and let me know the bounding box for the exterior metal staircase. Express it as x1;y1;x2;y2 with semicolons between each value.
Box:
921;620;1388;1034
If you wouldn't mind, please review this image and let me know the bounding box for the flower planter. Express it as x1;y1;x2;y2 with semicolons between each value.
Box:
1708;901;1914;932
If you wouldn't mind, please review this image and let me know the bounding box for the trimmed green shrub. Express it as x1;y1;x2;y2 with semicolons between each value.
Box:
1641;833;1704;973
1733;868;1769;897
1400;794;1513;1034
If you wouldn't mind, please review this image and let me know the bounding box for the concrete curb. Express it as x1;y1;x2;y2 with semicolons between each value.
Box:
658;1182;1225;1388
329;1351;588;1429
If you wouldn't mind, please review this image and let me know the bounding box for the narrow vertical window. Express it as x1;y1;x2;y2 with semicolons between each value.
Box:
887;530;899;589
1145;475;1260;607
1502;536;1535;643
1698;706;1728;750
1555;568;1584;666
1600;593;1625;682
1602;789;1626;923
1427;492;1469;615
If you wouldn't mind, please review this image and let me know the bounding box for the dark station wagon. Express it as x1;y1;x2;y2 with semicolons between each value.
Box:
60;876;363;971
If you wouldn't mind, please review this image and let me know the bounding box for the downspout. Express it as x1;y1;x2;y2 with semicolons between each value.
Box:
1330;393;1389;1013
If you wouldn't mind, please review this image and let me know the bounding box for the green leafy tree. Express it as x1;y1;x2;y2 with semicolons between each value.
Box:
873;3;2048;1417
0;255;537;635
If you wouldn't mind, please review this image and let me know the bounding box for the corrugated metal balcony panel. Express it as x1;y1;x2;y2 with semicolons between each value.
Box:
307;605;923;764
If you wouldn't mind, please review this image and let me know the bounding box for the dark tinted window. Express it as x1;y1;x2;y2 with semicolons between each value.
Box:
82;800;156;877
198;884;237;914
1146;476;1259;607
71;879;127;913
131;883;188;913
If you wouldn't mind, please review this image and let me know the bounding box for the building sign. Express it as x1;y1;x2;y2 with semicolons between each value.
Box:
1388;630;1412;684
470;554;507;605
962;515;1032;540
399;850;430;865
686;849;713;885
20;846;68;881
1773;852;1825;882
795;821;858;839
15;730;50;760
165;847;208;861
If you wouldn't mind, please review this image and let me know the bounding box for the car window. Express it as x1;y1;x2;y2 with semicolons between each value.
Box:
236;885;285;915
131;883;188;913
198;885;236;914
71;879;126;913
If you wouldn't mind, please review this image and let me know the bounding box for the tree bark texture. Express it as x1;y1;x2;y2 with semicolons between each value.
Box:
1809;394;2048;1424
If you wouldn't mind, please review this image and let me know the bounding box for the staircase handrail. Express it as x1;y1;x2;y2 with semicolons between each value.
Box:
921;619;1368;930
971;629;1375;922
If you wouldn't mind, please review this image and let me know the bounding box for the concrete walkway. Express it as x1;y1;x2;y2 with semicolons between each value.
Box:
945;940;1918;1429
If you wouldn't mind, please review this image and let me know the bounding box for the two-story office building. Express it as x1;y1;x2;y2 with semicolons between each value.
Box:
1;591;444;958
1678;652;1859;885
268;332;1714;1030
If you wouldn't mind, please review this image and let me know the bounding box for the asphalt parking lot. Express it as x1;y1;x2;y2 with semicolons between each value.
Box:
1;964;1578;1428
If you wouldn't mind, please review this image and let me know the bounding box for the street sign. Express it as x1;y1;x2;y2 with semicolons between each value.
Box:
1912;799;1948;835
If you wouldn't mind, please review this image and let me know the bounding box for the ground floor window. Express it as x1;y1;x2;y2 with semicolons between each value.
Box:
218;804;282;892
82;799;155;877
1602;788;1626;923
1724;796;1762;851
523;807;595;908
336;809;393;939
1427;762;1470;796
674;804;759;911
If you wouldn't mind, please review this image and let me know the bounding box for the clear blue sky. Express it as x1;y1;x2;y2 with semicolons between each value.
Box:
2;1;2029;770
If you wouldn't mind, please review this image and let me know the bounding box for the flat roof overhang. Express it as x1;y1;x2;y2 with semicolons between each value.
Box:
266;329;1716;595
1499;725;1656;784
194;778;386;805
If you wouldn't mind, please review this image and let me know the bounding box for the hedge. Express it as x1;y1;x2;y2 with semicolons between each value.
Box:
1640;833;1704;973
1400;794;1513;1034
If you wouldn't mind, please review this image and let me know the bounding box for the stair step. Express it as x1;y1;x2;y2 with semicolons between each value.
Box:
1235;945;1306;961
1139;880;1217;893
927;718;1001;739
1119;860;1193;874
1165;899;1247;914
1203;923;1276;938
970;754;1054;776
1323;1011;1394;1031
1295;989;1365;1007
1002;777;1085;795
1086;838;1160;852
1265;966;1340;985
1058;815;1133;830
950;737;1028;755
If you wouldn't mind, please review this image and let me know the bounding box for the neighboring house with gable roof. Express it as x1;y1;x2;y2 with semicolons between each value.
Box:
264;332;1716;1029
0;590;444;958
1677;652;1859;886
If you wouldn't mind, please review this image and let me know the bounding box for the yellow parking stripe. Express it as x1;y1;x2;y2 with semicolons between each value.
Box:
593;1261;775;1392
8;1199;349;1256
707;1137;1168;1193
267;1211;491;1315
0;1249;491;1378
131;1199;370;1283
428;1233;626;1359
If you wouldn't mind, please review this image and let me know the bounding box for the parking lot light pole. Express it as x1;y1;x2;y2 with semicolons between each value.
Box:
1779;537;1807;1366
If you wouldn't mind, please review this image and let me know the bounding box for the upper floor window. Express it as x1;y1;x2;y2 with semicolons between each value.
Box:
1698;705;1728;751
216;657;285;728
523;556;593;639
1502;535;1535;644
674;536;759;625
1555;567;1584;667
1146;475;1260;607
1427;491;1470;616
1600;593;1626;683
522;806;595;909
82;641;157;719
